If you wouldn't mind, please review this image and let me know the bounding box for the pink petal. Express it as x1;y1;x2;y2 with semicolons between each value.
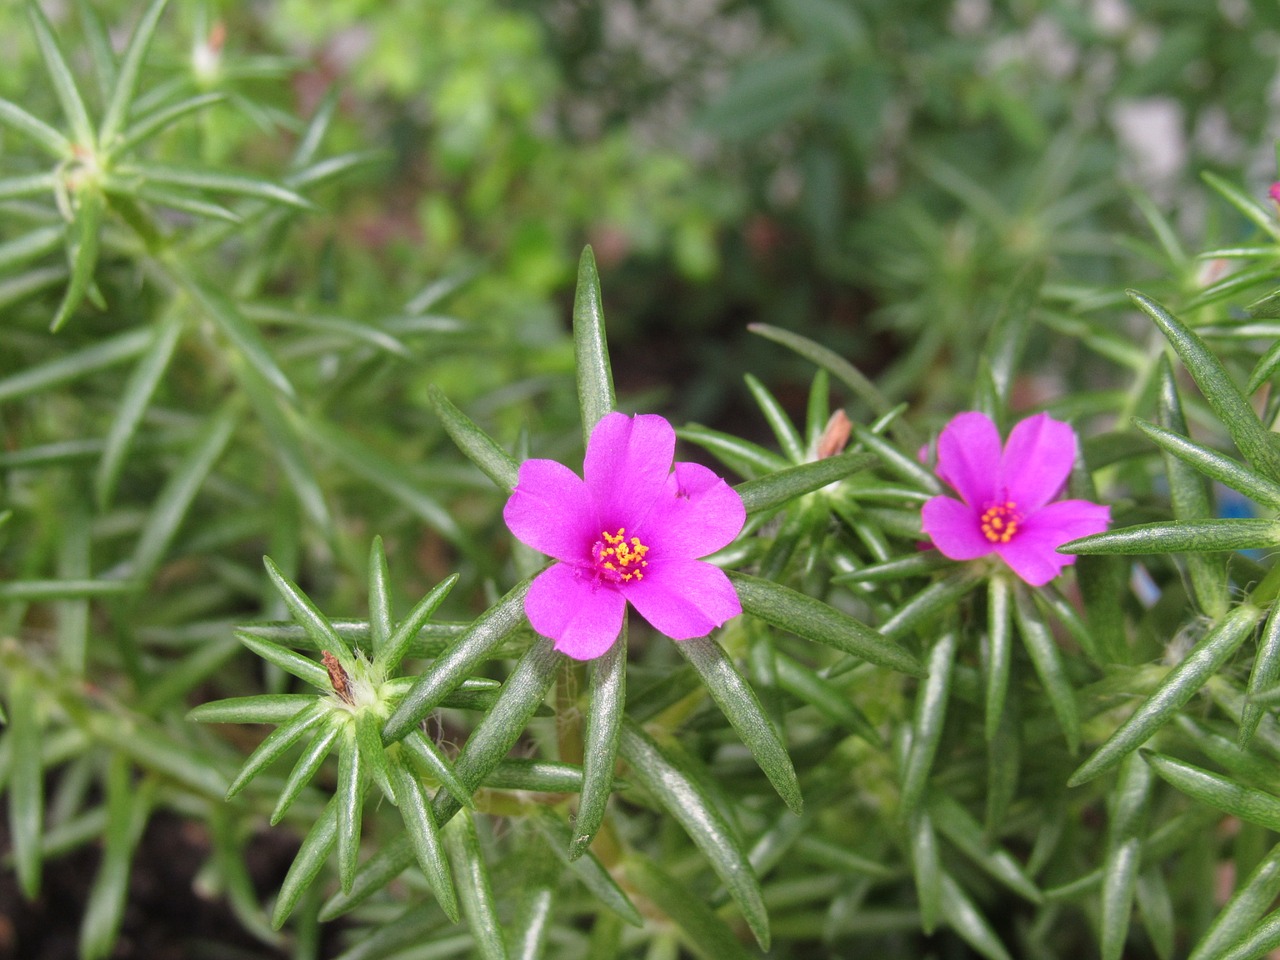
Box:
584;413;676;531
504;459;598;562
525;563;626;659
995;499;1111;586
1000;413;1078;513
638;461;746;559
935;412;1001;507
921;495;994;561
624;558;741;641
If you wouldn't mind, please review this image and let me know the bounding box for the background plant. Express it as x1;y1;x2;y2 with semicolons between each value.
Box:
7;2;1280;960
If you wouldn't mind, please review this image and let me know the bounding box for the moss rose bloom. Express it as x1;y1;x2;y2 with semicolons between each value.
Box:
920;411;1110;586
503;412;745;659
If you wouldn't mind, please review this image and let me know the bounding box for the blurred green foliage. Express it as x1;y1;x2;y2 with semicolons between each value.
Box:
9;1;1280;959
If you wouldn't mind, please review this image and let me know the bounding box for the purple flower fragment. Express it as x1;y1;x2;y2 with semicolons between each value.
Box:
503;412;746;660
920;411;1110;586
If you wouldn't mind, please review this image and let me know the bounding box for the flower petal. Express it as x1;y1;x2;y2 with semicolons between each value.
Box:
995;499;1111;586
935;411;1001;507
921;495;994;560
638;461;746;559
1000;412;1078;512
584;413;676;531
504;459;598;562
525;563;626;660
624;558;741;641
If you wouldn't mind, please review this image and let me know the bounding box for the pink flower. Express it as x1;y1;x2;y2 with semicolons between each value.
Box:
1270;182;1280;207
503;412;746;659
920;411;1110;586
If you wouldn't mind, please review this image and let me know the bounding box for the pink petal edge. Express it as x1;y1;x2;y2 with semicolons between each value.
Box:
921;495;994;561
503;459;598;562
934;411;1002;507
584;413;676;533
525;563;626;660
639;461;746;560
1000;413;1078;513
624;558;741;641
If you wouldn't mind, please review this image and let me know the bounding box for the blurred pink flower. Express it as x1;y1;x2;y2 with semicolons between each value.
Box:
503;412;745;659
1269;182;1280;207
920;412;1110;586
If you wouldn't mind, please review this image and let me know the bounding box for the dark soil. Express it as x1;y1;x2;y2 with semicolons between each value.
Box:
0;811;325;960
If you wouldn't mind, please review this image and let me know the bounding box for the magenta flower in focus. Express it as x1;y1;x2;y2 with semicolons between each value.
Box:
503;412;746;659
920;411;1110;586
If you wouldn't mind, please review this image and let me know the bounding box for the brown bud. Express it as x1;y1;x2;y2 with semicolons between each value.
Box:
816;410;852;460
322;651;354;705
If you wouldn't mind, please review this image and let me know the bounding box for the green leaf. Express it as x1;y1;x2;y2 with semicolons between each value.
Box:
1243;604;1280;748
95;309;184;507
1189;841;1280;960
5;671;44;899
129;405;237;584
1144;750;1280;833
354;708;393;801
679;423;791;478
383;576;533;744
306;421;461;547
272;799;338;928
1217;909;1280;960
901;631;957;815
910;810;943;934
187;694;316;725
336;729;367;893
744;373;805;462
984;264;1042;405
401;731;473;810
530;808;643;927
115;92;224;155
388;756;459;922
97;0;171;149
984;576;1013;741
939;870;1015;960
0;171;58;202
27;1;95;147
1129;290;1280;482
1135;417;1280;512
49;186;104;332
619;720;770;950
678;635;802;813
186;279;295;399
367;537;393;662
0;97;71;157
748;322;898;429
0;579;134;601
79;757;153;960
849;424;943;494
0;224;63;273
225;700;331;799
263;556;354;665
1013;586;1081;753
271;723;341;826
570;621;626;860
1069;604;1261;786
735;451;878;514
879;570;983;641
427;386;519;492
444;814;509;960
1100;838;1141;960
430;637;562;823
773;650;880;742
119;162;315;209
1202;171;1280;243
928;793;1041;903
234;632;330;689
730;571;924;677
624;856;756;960
572;245;615;442
1061;519;1280;556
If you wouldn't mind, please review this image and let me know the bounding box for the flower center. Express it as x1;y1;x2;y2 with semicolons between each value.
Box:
980;501;1021;544
592;527;649;583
